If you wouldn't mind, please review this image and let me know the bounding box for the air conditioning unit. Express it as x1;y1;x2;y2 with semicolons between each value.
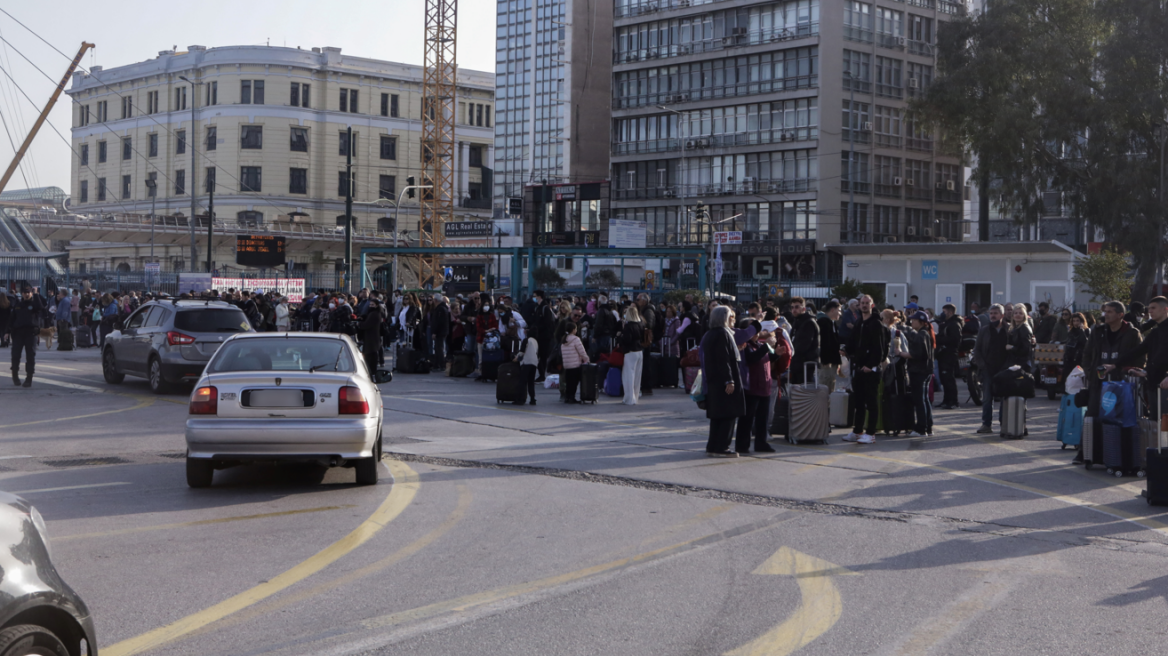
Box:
935;182;945;189
863;122;873;131
697;138;711;147
908;78;919;89
684;139;697;149
722;37;733;45
905;178;915;186
768;183;782;193
923;227;933;237
886;236;898;243
663;189;677;198
780;132;792;142
679;44;692;54
678;0;691;6
906;226;916;236
892;176;903;186
945;180;956;191
897;36;907;46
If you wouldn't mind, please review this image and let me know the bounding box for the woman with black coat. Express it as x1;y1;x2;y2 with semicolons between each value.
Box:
702;305;746;457
360;300;384;375
1006;305;1034;371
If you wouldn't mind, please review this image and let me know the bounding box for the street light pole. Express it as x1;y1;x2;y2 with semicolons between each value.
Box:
145;177;157;293
1156;122;1167;294
178;75;199;272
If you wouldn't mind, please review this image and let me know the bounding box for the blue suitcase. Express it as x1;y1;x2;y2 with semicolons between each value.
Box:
604;367;623;397
1056;395;1085;449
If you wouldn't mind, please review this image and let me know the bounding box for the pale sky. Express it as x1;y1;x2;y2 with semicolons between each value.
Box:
0;0;498;194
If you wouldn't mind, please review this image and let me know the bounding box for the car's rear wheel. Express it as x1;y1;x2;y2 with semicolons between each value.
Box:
149;357;171;394
0;623;69;656
355;432;381;486
102;348;124;384
186;456;214;488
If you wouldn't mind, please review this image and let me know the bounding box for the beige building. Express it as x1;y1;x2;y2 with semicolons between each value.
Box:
65;45;495;273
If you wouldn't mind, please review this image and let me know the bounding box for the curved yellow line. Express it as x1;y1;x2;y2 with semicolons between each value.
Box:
102;459;420;656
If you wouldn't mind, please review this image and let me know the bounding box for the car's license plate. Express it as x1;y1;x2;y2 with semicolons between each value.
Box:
247;389;307;407
1043;377;1058;385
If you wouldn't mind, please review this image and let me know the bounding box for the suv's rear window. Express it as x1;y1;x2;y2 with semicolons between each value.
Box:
174;308;252;333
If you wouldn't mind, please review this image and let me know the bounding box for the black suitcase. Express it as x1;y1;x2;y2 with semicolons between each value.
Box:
74;326;92;348
882;392;914;435
657;355;680;388
481;360;501;382
56;325;74;351
580;363;599;404
770;392;790;436
449;351;474;378
496;362;526;404
396;348;427;374
1145;389;1168;503
640;353;658;391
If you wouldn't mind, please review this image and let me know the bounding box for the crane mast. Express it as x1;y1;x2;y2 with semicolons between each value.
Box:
419;0;457;289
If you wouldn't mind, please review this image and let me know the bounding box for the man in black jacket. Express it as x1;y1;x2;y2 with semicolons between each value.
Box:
5;286;43;387
973;304;1008;433
936;303;963;409
844;294;889;444
533;291;555;380
817;300;842;392
788;296;819;384
430;295;451;366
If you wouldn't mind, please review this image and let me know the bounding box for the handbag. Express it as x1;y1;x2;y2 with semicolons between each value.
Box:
992;367;1036;399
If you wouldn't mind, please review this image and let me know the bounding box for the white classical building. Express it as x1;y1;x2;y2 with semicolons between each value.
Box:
64;45;495;273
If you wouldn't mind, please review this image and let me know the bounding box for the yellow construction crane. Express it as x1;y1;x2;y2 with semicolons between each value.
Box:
0;41;94;196
419;0;457;289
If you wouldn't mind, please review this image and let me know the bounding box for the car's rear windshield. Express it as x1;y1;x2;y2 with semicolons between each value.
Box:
208;338;356;373
174;308;252;333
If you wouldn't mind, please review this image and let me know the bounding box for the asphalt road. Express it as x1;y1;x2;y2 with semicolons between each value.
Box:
4;344;1168;656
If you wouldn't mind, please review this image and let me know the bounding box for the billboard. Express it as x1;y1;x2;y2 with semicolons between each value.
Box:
213;278;305;303
608;220;647;248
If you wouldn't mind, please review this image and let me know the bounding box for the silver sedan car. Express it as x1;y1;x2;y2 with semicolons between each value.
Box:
184;333;388;488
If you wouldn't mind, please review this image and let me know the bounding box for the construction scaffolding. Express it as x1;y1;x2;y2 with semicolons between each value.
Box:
419;0;458;289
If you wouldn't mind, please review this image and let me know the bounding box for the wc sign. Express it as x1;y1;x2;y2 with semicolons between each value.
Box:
921;260;939;280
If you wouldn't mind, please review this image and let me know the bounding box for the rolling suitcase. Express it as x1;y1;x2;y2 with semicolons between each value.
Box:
604;367;623;397
788;363;830;444
1083;416;1103;470
1144;388;1168;504
657;340;680;388
1102;422;1141;477
770;391;790;436
830;389;851;427
395;347;421;373
641;353;658;391
580;363;599;404
881;375;914;436
1056;394;1085;449
448;351;475;378
74;326;92;348
496;363;526;404
1001;396;1026;439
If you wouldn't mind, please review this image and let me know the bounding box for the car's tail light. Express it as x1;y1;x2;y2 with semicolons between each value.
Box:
168;331;196;346
338;386;369;415
190;386;218;415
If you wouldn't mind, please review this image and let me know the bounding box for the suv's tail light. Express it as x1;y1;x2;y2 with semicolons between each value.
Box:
338;386;369;415
190;386;218;415
167;331;196;346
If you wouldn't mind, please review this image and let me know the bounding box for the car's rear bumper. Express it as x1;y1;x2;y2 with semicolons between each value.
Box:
185;417;378;459
159;357;206;383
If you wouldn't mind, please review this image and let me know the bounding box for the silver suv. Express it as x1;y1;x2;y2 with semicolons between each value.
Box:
102;299;254;393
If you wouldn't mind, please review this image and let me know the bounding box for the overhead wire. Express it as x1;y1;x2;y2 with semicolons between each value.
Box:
0;23;37;190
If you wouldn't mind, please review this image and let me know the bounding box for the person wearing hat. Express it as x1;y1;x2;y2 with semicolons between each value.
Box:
5;286;43;387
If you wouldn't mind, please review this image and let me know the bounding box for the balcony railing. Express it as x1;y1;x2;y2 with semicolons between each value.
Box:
876;83;904;99
905;137;934;153
843;26;873;43
874;183;902;199
613;127;819;156
614;23;818;65
616;74;818;109
616;0;717;19
840;181;871;194
934;188;963;205
613;178;817;201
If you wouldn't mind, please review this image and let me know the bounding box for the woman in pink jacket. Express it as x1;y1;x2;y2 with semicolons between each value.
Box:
559;321;590;403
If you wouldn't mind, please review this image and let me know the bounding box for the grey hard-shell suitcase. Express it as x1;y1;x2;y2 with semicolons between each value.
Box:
788;362;830;444
1083;416;1102;469
1001;396;1026;439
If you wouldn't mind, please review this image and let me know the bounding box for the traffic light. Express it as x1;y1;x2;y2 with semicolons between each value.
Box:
407;176;415;199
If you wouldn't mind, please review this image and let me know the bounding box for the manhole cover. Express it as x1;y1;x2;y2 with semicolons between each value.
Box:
42;457;130;468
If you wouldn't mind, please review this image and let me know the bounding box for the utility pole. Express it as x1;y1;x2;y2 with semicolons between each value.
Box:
344;126;354;293
179;75;199;271
1156;122;1167;294
206;189;214;275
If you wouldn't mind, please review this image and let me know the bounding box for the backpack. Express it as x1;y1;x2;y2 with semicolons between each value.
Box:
770;333;793;377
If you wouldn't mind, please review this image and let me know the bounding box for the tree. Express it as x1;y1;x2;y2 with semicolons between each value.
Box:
663;288;706;306
1073;250;1133;305
919;0;1167;299
831;278;885;310
585;269;621;291
532;264;566;290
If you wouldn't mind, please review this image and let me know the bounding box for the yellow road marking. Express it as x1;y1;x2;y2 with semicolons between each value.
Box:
0;395;155;428
184;485;473;639
892;576;1012;655
103;460;420;656
55;505;356;542
725;547;858;656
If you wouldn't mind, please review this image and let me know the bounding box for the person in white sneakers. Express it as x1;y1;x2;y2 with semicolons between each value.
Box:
843;295;889;444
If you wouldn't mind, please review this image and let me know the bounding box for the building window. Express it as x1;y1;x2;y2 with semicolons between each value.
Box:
175;169;185;196
291;82;310;108
875;56;903;98
338;171;352;197
841;151;870;193
122;137;132;160
874;155;902;198
148;133;158;157
289;168;308;194
96;101;107;122
175;86;187;111
240;80;264;104
381;93;389;117
146;91;157;114
122;174;132;199
476;104;483;127
206;81;218;106
379;135;396;160
241;125;263;149
98;141;107;163
842;100;871;144
206;126;217;151
176;130;186;155
205;166;216;193
485;105;491;127
290;127;308;152
146;172;157;198
340;88;358;113
121;96;132;119
80;144;88;166
237;211;263;228
240;166;262;192
876;7;905;48
874;106;902;148
843;50;872;92
390;94;399;117
379;175;395;199
80;180;88;203
97;178;106;201
78;104;89;127
469;145;483;167
844;1;873;42
339;131;356;158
